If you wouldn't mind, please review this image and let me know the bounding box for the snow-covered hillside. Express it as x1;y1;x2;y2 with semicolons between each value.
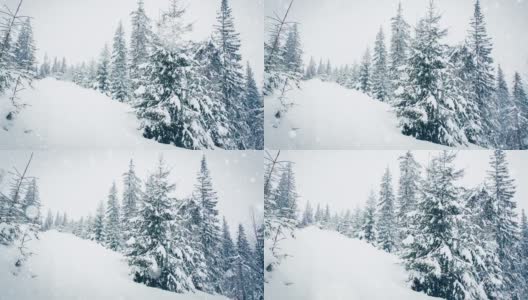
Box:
0;230;227;300
265;226;438;300
0;78;174;149
265;79;475;149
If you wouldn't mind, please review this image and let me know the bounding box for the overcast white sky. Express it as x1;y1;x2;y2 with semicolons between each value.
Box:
266;0;528;81
278;150;528;218
0;150;263;236
3;0;263;84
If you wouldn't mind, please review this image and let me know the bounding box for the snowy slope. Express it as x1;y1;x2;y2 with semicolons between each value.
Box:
265;226;439;300
0;230;227;300
0;78;174;149
265;79;475;149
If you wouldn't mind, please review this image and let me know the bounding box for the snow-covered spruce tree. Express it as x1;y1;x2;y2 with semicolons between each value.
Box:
316;58;325;77
486;150;523;298
358;47;372;94
245;62;264;150
495;66;514;149
371;27;390;102
128;157;194;293
93;200;105;243
283;24;303;83
520;209;528;297
465;185;506;299
395;2;468;146
96;44;111;94
397;151;421;246
192;155;222;293
360;190;377;243
322;204;331;229
511;72;528;149
313;203;322;224
38;54;50;79
465;0;496;147
104;182;121;251
122;159;141;244
213;0;249;149
403;151;484;300
110;21;130;102
220;217;237;298
376;167;397;253
300;201;314;227
234;224;254;300
253;222;265;300
43;209;53;231
304;56;317;80
13;18;36;73
129;0;152;94
389;1;410;98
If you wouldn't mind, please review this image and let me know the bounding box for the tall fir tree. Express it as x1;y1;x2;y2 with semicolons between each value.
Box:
96;44;111;94
376;167;396;252
361;190;377;243
13;18;36;73
213;0;247;149
389;2;410;96
511;72;528;149
110;21;130;102
245;62;263;149
220;217;236;298
359;47;372;94
495;65;514;149
371;27;390;102
93;200;105;243
397;151;421;245
301;201;314;227
465;0;496;147
105;182;121;250
234;224;254;300
122;159;141;243
193;155;222;293
129;0;152;93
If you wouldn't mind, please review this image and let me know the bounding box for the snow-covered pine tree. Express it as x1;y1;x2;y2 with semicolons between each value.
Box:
122;159;141;244
314;203;322;224
389;2;410;98
220;217;237;298
104;182;121;251
403;151;483;300
43;209;53;231
520;209;528;297
301;201;314;227
376;167;396;252
13;18;36;73
128;157;195;293
465;0;496;147
283;23;303;84
110;21;130;102
358;47;372;94
93;200;105;243
360;190;377;243
213;0;248;149
395;2;468;146
322;204;331;228
234;224;254;300
38;54;51;79
193;155;222;293
495;65;514;149
129;0;152;94
371;27;390;102
486;150;523;298
511;72;528;149
351;205;364;238
245;62;264;149
96;44;111;94
316;58;325;76
253;222;265;300
397;151;421;246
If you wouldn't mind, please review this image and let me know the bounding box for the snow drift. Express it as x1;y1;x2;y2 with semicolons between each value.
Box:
265;226;438;300
0;78;174;149
265;79;475;149
0;230;227;300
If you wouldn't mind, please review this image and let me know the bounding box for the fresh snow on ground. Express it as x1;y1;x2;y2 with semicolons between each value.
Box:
0;230;227;300
0;78;174;149
265;226;439;300
265;79;476;149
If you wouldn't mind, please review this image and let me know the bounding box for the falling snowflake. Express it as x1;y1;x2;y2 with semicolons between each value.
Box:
249;177;256;183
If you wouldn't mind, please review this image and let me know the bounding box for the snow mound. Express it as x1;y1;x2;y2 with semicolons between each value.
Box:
0;78;175;149
265;79;477;149
0;230;227;300
265;226;439;300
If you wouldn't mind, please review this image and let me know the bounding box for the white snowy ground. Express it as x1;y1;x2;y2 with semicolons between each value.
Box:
265;79;477;150
265;226;439;300
0;78;174;149
0;230;227;300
